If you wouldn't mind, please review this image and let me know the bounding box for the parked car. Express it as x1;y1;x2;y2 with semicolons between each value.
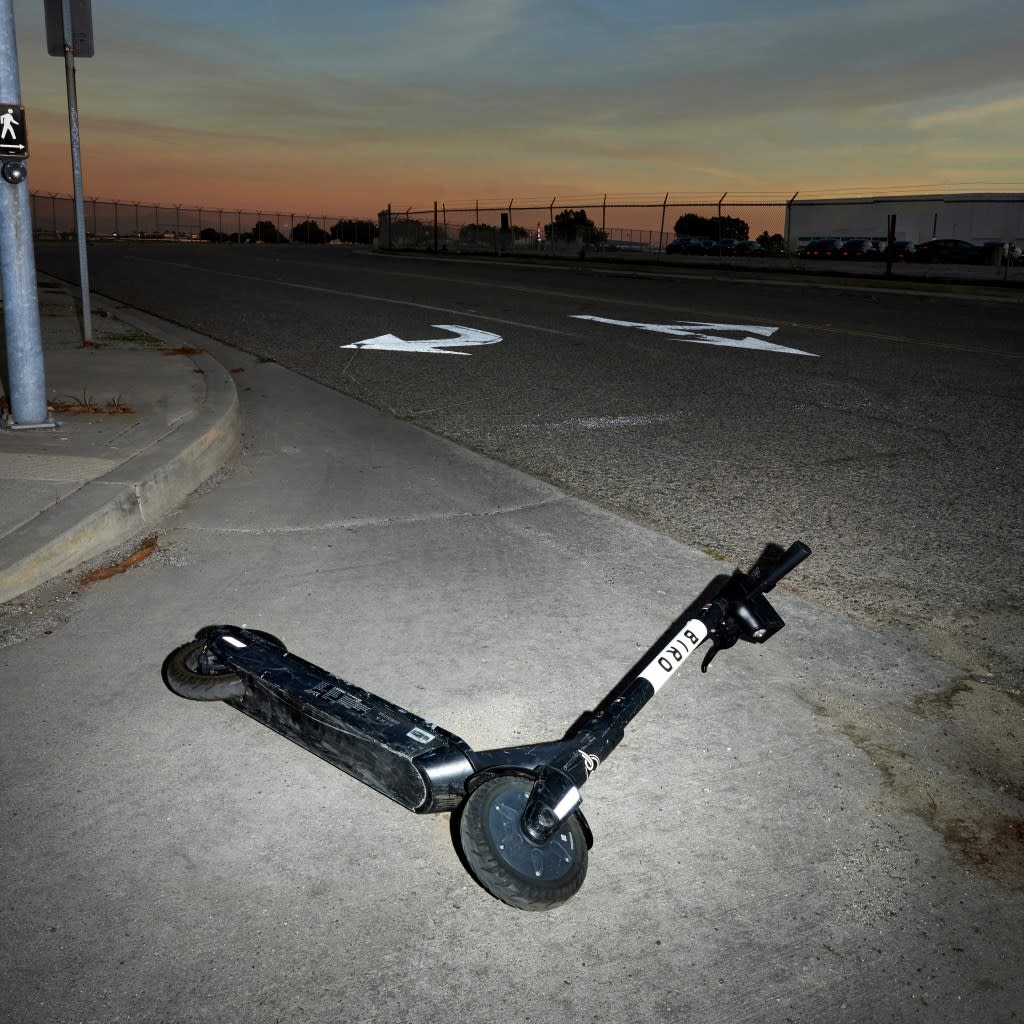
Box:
707;238;741;256
731;240;764;257
910;238;986;264
838;238;880;259
666;235;713;255
800;238;843;258
878;240;916;262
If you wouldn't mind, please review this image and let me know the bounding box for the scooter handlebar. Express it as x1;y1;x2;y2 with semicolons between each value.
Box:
745;540;811;596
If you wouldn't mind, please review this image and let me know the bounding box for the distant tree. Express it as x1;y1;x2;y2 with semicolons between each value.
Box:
458;222;498;242
199;227;228;243
673;213;712;237
717;214;749;241
756;230;786;255
673;213;750;241
252;220;287;244
331;218;378;244
292;219;329;244
545;209;606;245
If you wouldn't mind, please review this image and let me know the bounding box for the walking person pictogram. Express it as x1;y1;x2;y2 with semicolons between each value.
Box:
1;107;20;140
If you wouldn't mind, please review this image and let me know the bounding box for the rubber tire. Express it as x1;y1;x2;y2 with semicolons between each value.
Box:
459;775;588;911
162;640;247;701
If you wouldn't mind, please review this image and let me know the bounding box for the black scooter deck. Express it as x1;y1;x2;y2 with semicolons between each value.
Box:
204;628;474;812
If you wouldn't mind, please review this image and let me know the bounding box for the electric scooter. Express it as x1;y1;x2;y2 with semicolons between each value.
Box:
162;540;810;910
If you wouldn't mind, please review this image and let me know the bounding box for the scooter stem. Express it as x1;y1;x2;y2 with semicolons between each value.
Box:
519;599;729;843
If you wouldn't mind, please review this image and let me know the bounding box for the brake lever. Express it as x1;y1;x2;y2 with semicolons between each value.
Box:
698;541;811;673
700;622;740;672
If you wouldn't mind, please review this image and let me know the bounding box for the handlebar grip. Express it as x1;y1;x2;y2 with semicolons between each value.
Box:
750;541;811;595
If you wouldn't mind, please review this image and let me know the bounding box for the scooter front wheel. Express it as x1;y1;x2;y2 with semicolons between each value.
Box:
459;775;588;911
162;640;247;701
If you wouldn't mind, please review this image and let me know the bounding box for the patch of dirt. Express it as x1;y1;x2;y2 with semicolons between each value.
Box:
0;532;173;649
915;681;1024;801
811;679;1024;888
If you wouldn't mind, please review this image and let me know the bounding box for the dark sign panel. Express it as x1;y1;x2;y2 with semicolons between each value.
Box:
0;104;28;157
44;0;95;58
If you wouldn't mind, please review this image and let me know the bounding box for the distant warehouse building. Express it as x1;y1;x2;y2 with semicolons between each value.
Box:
785;193;1024;249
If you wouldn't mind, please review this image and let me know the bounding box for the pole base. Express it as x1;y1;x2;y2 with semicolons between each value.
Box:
1;412;56;431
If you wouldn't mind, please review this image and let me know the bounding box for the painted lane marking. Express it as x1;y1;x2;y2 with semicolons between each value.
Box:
554;413;676;430
570;315;817;356
127;257;577;337
506;413;676;432
128;255;1019;358
341;325;502;356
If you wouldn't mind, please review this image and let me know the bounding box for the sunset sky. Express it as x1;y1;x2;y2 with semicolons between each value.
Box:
10;0;1024;223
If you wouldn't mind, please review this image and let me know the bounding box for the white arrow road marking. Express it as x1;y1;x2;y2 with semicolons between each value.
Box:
341;324;502;356
570;315;817;356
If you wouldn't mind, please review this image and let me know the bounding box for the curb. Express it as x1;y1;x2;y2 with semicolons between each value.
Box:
0;347;240;605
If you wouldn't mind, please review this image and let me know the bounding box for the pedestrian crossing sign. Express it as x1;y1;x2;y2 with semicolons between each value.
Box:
0;104;28;158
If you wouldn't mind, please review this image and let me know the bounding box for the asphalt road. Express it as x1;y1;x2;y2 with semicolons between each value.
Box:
34;242;1024;688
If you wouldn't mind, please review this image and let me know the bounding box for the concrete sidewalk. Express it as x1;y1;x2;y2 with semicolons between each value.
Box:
0;277;239;603
1;280;1021;1023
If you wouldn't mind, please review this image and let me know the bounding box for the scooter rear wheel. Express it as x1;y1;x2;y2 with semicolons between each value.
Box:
162;640;247;701
459;774;588;911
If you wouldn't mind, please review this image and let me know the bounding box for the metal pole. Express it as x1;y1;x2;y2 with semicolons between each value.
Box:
784;190;797;255
658;193;668;254
61;0;91;342
0;0;50;426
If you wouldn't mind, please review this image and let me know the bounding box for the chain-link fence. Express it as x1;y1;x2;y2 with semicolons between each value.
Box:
28;193;376;244
378;195;790;257
378;191;1023;277
29;188;1023;277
